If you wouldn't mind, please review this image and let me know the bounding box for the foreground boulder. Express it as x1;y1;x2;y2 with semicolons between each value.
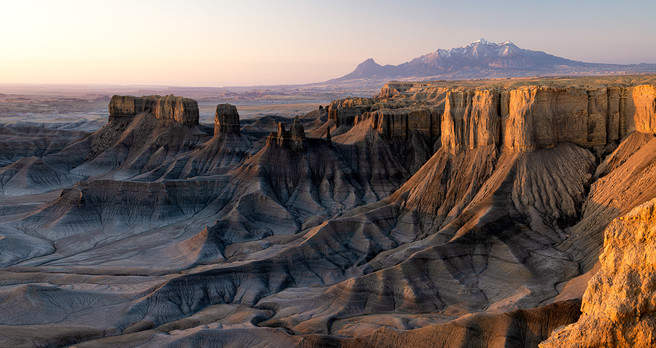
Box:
541;198;656;347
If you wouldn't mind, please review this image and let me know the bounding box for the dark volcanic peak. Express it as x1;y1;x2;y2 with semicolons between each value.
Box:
333;38;656;82
339;58;397;80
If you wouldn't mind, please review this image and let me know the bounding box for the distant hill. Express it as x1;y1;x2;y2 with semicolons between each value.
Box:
330;38;656;83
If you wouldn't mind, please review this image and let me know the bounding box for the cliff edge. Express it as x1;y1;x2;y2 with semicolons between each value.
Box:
328;80;656;155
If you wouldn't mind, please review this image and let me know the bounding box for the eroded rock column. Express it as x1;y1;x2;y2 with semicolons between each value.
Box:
214;103;240;136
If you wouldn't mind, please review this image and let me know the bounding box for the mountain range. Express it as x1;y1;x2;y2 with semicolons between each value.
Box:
330;38;656;83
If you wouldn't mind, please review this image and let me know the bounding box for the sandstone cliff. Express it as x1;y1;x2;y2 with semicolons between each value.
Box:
502;86;639;152
441;89;500;153
214;103;240;136
540;198;656;347
337;81;656;154
356;107;441;140
109;95;199;126
326;97;376;126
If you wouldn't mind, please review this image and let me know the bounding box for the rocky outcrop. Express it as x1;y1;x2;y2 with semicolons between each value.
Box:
326;98;376;126
265;116;306;151
356;107;440;140
108;95;199;126
331;82;656;154
214;103;240;136
440;85;656;153
541;198;656;348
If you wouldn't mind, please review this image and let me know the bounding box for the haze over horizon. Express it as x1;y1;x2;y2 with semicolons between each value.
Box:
2;0;655;87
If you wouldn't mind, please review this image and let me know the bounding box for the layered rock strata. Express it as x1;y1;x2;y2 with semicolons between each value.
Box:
344;299;583;348
331;83;656;154
108;95;199;126
214;103;240;136
355;107;441;140
441;89;501;153
326;97;376;126
541;198;656;347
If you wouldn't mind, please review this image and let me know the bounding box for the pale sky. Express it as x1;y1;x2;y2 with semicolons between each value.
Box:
1;0;655;86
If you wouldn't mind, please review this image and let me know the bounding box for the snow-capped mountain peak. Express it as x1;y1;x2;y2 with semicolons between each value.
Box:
470;37;492;45
332;38;656;83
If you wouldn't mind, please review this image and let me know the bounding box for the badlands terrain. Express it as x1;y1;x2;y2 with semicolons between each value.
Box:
0;75;656;347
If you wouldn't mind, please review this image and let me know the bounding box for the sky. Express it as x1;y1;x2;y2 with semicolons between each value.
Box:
1;0;655;87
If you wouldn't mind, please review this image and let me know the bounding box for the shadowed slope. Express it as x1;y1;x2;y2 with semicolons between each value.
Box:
561;132;656;270
73;112;210;179
105;141;592;340
0;123;89;167
0;157;84;196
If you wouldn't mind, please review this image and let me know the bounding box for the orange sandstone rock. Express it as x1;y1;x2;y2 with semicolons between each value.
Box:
540;198;656;348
